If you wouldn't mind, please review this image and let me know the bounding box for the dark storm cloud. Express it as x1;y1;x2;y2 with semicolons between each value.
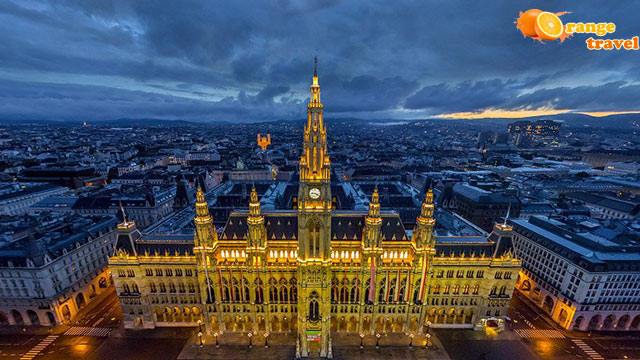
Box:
0;0;639;121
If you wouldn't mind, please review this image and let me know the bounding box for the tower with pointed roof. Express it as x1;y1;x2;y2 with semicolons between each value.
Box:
247;186;267;266
296;57;333;358
412;189;436;315
193;186;220;331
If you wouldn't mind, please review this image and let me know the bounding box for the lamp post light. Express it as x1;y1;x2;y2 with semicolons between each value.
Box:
196;320;204;347
359;333;365;349
408;333;415;348
264;332;270;348
213;331;219;348
424;320;432;350
248;332;253;349
375;333;381;349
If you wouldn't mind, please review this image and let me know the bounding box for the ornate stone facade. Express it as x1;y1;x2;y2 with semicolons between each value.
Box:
109;61;521;358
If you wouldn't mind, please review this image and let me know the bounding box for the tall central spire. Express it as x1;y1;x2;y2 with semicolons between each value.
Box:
300;57;330;182
310;56;321;107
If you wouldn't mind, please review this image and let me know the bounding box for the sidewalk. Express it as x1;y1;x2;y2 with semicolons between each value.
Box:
0;286;117;337
178;331;451;359
514;290;640;341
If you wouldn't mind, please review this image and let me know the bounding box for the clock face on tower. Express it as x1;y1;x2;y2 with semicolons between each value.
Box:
309;187;321;199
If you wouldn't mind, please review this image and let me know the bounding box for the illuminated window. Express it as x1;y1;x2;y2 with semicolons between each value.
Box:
309;291;320;321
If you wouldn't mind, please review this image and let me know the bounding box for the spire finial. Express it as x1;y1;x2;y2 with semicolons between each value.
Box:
419;187;434;219
313;56;318;77
372;186;379;204
196;185;205;203
425;187;434;205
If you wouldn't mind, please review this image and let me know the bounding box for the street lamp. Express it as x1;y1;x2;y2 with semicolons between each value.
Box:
425;333;431;349
264;332;270;348
213;331;220;348
375;333;381;349
248;332;253;349
359;333;365;349
196;320;204;347
408;333;415;348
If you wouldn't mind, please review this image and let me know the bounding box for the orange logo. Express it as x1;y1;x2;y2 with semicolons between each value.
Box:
516;9;639;50
516;9;571;42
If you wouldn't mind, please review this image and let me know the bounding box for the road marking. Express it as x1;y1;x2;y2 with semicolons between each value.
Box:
64;326;112;337
19;335;58;360
572;339;604;360
523;319;535;329
515;329;565;338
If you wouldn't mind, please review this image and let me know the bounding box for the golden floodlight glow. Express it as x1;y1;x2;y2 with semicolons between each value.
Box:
435;107;571;119
578;110;640;117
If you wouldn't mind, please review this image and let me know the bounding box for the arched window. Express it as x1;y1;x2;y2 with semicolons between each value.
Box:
350;279;360;303
290;278;298;302
309;291;320;321
398;279;407;302
232;278;240;302
221;279;230;302
122;283;130;294
388;279;396;303
331;278;338;303
150;282;157;293
340;279;349;303
413;279;422;304
269;278;278;303
279;279;289;303
378;279;386;303
243;278;250;302
255;278;264;304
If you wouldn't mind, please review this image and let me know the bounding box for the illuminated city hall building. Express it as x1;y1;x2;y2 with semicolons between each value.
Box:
110;61;520;357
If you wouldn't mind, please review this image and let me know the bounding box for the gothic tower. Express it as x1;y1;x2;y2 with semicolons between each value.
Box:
362;188;383;308
246;186;267;266
297;57;333;358
412;188;436;333
193;187;221;332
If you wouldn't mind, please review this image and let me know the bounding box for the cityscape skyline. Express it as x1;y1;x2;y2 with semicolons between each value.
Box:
1;0;640;122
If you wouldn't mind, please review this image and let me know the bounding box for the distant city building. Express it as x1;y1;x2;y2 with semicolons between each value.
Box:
508;120;561;147
0;183;67;215
511;216;640;331
73;185;176;229
441;183;521;232
0;214;117;326
563;192;639;220
18;166;106;189
605;162;640;176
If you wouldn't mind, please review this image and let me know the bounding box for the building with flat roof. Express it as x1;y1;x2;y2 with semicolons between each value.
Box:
0;213;117;326
511;216;640;331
